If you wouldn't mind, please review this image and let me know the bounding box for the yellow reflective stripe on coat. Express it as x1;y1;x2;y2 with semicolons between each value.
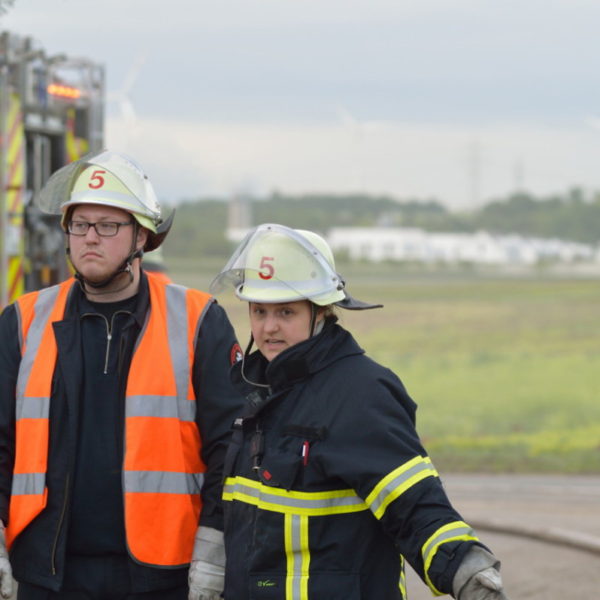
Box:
224;472;431;599
223;476;368;516
365;455;439;520
422;521;480;595
399;555;407;600
285;514;310;600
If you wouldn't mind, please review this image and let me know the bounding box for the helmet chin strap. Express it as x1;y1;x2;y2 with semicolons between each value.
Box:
309;302;327;336
67;225;144;296
240;302;324;389
240;333;270;390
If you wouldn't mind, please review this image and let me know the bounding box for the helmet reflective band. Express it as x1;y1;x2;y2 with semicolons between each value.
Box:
212;224;346;305
62;165;157;232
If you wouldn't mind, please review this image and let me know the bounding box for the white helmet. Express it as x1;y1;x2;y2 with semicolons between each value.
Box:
35;150;173;251
210;223;381;310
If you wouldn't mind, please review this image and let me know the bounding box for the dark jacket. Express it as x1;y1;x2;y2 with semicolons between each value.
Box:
0;272;243;592
223;318;482;600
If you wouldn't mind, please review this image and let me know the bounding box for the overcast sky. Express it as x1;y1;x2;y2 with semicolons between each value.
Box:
3;0;600;209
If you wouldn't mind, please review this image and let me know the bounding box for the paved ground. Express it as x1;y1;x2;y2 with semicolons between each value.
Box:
406;474;600;599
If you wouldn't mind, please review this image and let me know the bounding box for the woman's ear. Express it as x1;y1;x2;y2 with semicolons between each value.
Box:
137;227;149;251
318;306;333;321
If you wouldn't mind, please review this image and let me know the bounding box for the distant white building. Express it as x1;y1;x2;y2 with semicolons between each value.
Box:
227;193;253;243
326;227;598;266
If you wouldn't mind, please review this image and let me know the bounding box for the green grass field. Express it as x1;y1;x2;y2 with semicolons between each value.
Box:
170;258;600;473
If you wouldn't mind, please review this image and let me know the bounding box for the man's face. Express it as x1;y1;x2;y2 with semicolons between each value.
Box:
68;204;145;284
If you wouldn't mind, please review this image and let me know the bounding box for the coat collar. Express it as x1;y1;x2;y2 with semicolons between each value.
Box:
233;318;365;394
63;271;151;329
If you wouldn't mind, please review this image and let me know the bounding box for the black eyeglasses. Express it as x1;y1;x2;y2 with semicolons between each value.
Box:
68;220;134;237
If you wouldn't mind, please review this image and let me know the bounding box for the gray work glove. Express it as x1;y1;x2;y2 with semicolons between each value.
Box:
188;526;225;600
453;546;509;600
0;521;13;599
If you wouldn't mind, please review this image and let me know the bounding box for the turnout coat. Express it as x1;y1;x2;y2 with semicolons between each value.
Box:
223;317;482;600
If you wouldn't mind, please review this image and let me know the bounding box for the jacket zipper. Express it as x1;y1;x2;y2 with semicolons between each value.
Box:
51;473;70;575
82;311;129;374
104;311;131;374
104;330;112;374
51;309;132;574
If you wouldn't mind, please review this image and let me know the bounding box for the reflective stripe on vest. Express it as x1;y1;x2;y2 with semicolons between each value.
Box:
124;275;212;566
7;274;212;567
7;282;71;548
422;521;480;595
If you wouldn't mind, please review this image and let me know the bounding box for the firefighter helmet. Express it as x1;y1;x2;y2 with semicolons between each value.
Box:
35;150;172;251
210;223;382;310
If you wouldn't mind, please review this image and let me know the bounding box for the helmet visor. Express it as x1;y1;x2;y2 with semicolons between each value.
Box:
35;150;161;222
210;224;345;305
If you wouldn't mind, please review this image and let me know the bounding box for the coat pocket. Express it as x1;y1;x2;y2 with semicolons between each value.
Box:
257;451;301;490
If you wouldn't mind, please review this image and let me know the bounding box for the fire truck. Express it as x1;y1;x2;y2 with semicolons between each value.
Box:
0;31;104;306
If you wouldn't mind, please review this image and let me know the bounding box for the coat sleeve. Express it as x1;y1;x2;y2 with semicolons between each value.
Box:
192;300;244;531
0;304;19;525
318;360;483;595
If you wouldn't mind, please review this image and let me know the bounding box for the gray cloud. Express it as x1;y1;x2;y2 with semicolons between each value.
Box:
4;0;600;206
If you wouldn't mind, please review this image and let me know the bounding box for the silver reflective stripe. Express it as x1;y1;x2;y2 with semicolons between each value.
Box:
368;458;437;518
12;286;63;500
165;284;190;401
223;478;367;515
15;285;60;410
11;472;45;496
16;397;50;420
422;522;475;572
128;283;196;420
124;470;204;495
126;395;195;421
123;283;203;499
285;514;309;600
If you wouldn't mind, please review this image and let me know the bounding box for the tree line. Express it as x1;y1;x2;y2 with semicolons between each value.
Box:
164;188;600;259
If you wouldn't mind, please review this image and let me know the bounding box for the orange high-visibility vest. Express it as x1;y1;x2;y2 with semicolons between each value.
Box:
8;273;213;567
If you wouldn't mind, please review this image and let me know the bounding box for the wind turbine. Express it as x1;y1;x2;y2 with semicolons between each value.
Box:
106;52;147;148
336;105;387;193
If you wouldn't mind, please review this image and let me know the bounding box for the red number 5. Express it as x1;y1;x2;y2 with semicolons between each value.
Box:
259;256;274;279
88;169;106;189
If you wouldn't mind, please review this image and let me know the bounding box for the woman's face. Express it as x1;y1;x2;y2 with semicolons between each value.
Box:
249;300;318;362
